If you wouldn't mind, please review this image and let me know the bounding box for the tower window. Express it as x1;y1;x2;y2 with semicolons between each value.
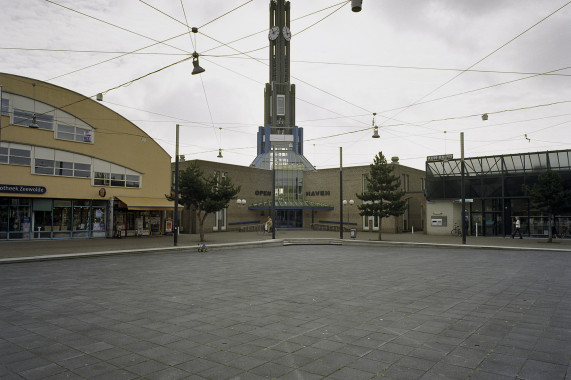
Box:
277;95;285;116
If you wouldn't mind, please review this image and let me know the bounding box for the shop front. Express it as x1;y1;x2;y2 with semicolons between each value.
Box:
0;197;108;240
113;197;178;237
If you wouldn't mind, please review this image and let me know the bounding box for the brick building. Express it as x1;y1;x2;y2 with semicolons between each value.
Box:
174;157;426;235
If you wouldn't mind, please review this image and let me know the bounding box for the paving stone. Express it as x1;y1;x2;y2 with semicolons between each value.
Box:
441;347;488;369
328;366;375;380
476;352;526;377
382;364;426;380
518;359;567;379
1;246;571;380
419;362;473;379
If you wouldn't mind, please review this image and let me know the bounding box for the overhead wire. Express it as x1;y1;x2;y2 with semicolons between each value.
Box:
46;32;188;81
32;1;571;163
44;0;254;82
380;0;571;124
45;0;192;55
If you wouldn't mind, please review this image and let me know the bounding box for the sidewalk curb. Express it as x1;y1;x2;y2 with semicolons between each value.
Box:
1;238;569;264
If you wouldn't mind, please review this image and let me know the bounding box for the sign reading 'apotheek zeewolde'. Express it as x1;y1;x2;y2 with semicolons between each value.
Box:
0;184;46;194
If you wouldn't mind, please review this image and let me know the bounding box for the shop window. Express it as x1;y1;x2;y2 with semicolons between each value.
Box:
53;201;72;236
92;201;106;237
0;203;8;239
73;201;90;234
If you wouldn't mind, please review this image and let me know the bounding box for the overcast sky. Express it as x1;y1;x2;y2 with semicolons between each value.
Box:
1;0;570;170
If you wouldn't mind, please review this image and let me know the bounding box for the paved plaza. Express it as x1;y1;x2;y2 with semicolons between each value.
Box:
1;244;570;379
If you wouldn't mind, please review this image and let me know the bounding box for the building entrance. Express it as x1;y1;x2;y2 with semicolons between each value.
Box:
276;210;302;228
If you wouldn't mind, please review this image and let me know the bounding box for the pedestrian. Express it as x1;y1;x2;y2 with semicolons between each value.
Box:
551;217;558;238
265;216;272;233
511;216;522;239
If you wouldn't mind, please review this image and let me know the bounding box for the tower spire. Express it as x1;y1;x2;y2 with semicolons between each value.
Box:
251;0;313;171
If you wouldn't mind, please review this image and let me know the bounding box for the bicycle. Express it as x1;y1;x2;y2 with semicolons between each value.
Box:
450;223;462;236
256;223;273;235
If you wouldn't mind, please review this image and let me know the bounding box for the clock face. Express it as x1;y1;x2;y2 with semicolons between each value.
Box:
283;26;291;41
268;26;280;40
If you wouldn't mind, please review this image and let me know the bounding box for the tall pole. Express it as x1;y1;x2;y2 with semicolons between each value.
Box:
272;145;276;239
174;124;180;246
461;132;466;245
340;147;344;239
0;86;3;144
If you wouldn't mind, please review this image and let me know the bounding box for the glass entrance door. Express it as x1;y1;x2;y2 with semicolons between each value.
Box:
276;210;302;228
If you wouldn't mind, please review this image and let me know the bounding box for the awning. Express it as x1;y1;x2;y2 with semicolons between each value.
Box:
248;199;334;210
116;197;181;211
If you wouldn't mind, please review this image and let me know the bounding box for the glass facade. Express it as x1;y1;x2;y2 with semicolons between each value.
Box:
0;198;107;240
426;150;571;237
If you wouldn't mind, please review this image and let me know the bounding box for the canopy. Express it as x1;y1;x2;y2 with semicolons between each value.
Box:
116;196;180;211
248;199;334;210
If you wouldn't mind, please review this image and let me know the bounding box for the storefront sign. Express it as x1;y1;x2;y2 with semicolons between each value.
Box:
305;190;331;197
0;184;46;194
255;190;272;196
427;154;453;162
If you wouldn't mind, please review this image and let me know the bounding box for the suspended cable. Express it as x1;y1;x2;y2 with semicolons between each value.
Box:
379;66;571;115
381;0;571;123
46;0;192;55
0;47;189;56
293;1;348;37
46;33;188;81
179;0;196;52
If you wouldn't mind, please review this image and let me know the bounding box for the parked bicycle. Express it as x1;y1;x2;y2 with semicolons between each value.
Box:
450;223;462;236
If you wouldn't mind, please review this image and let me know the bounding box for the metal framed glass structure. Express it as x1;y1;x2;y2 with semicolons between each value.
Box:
426;149;571;237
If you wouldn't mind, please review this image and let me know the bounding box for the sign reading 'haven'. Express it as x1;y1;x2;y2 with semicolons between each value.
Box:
0;184;47;194
306;190;330;197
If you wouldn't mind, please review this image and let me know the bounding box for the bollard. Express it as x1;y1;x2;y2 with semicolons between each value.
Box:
412;226;414;234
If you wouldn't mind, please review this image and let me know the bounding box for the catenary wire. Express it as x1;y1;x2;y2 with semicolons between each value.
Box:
379;0;571;124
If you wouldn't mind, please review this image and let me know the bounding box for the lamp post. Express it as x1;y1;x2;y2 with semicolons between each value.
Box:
340;147;343;239
343;199;354;223
236;198;246;218
460;132;466;245
174;123;180;246
271;145;276;239
173;62;205;246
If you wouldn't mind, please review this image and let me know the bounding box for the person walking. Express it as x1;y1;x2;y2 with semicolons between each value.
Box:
512;216;522;239
265;216;272;233
551;217;558;239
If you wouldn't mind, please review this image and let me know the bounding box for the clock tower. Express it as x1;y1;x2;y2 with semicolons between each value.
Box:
251;0;314;170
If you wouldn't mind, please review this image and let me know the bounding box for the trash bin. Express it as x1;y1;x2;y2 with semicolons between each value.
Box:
350;229;357;239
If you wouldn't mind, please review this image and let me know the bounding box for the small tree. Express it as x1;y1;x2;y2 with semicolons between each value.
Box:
357;152;408;241
522;170;571;243
178;162;240;242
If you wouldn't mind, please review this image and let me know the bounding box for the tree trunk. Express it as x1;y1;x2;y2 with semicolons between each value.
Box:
198;212;207;242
